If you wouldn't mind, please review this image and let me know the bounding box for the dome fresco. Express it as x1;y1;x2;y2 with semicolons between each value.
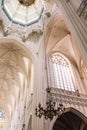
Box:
18;0;35;6
2;0;44;26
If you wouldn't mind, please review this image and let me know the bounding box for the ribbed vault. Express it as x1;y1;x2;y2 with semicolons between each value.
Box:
0;41;33;118
45;13;69;54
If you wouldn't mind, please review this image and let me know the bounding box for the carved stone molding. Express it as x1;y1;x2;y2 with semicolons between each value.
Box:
50;87;87;107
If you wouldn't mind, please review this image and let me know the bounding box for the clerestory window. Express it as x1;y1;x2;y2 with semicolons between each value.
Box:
49;53;75;91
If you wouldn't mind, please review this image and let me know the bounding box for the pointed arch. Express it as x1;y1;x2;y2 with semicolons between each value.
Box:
53;107;87;130
65;107;87;123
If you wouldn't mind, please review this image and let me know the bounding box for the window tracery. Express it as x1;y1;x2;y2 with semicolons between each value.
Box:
49;53;75;91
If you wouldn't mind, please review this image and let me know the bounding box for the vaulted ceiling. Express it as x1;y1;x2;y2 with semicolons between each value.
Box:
0;0;82;121
0;40;32;117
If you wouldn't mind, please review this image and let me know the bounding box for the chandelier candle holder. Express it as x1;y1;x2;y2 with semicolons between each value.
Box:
35;88;65;121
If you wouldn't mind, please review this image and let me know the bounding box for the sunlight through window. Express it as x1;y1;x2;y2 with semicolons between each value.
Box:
49;53;75;91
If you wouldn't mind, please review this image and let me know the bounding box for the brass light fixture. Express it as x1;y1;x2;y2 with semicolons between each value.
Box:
35;87;65;121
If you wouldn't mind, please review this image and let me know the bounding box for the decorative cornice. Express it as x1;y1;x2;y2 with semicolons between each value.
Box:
50;87;87;107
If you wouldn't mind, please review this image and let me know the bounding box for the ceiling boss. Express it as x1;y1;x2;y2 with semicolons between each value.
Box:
18;0;35;6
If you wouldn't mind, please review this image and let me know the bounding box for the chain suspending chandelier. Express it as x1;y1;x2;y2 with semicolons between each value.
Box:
35;87;65;121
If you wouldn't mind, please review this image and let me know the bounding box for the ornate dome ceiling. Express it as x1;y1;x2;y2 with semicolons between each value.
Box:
1;0;44;26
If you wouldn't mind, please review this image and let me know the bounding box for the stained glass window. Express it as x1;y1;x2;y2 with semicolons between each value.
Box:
0;107;5;130
49;53;75;91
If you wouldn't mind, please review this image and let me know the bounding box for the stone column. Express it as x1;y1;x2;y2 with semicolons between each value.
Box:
32;55;44;130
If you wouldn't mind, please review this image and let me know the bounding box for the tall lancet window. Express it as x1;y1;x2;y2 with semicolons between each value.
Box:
49;53;75;91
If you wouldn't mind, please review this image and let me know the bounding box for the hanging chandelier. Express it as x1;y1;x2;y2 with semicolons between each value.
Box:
35;88;65;121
